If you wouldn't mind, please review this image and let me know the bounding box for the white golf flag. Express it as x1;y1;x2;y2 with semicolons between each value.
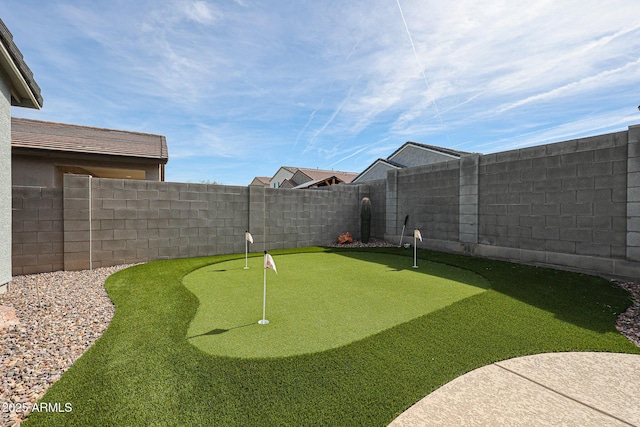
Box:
264;253;277;274
414;229;422;241
245;231;254;244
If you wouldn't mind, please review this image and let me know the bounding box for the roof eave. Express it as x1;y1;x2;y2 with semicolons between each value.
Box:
0;20;42;110
353;158;401;182
12;145;169;163
388;141;468;161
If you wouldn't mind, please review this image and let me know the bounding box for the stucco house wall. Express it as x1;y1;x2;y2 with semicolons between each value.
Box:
12;151;163;187
0;18;43;292
0;68;11;290
270;167;296;188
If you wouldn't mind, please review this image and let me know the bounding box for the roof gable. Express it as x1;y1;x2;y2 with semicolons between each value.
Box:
250;176;270;186
279;179;296;189
352;158;402;182
388;141;469;162
354;141;472;182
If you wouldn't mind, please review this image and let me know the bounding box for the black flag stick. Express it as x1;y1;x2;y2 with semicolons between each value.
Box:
398;214;409;247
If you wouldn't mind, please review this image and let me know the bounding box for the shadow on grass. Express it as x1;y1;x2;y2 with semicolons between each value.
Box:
188;323;254;338
327;248;490;291
327;246;631;334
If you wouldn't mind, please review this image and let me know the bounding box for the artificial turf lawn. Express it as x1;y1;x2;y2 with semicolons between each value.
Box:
185;252;490;357
24;247;640;426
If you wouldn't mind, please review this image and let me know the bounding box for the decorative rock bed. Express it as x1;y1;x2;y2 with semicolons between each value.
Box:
0;265;133;427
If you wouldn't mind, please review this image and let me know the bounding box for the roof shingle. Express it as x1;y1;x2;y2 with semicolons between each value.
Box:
11;117;168;162
295;168;359;183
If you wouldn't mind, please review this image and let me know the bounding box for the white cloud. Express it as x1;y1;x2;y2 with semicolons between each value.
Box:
182;0;219;24
470;106;639;155
5;0;640;185
496;57;640;114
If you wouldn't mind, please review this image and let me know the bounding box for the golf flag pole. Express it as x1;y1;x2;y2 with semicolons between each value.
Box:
413;229;422;268
259;251;277;325
398;215;409;247
244;231;253;269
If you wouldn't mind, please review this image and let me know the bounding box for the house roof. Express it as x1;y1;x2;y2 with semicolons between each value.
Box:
274;166;299;175
11;117;168;162
387;141;470;160
250;176;270;186
0;19;42;109
295;168;359;183
266;166;358;188
352;158;403;183
353;141;472;183
279;178;296;189
292;175;348;189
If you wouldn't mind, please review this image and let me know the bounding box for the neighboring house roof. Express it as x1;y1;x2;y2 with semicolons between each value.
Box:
0;19;42;109
11;117;168;162
353;141;472;183
268;166;299;187
387;141;469;160
352;158;403;183
265;166;358;189
292;175;349;189
295;168;359;184
279;179;296;189
273;166;298;176
249;176;270;186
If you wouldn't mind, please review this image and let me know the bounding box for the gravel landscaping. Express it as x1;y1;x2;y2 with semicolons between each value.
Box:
0;256;638;427
615;280;640;347
0;265;134;427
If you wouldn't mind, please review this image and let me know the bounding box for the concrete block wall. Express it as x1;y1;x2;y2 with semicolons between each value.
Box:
12;186;64;274
478;131;628;260
385;169;399;240
64;175;252;270
63;175;91;270
10;125;640;281
628;125;640;262
61;175;365;270
363;179;386;239
459;154;480;246
392;160;461;242
384;128;638;280
263;184;361;250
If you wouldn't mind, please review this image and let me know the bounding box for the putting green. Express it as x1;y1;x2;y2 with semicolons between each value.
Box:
184;251;490;358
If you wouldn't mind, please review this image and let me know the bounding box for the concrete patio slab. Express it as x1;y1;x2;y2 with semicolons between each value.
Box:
389;352;640;426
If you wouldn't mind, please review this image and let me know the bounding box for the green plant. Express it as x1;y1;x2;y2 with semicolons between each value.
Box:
360;197;371;243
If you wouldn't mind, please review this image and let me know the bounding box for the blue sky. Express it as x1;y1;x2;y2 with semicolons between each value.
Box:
3;1;640;185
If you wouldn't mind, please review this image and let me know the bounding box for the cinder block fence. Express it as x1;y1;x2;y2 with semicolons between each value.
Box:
13;177;370;274
383;124;640;280
12;124;640;281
